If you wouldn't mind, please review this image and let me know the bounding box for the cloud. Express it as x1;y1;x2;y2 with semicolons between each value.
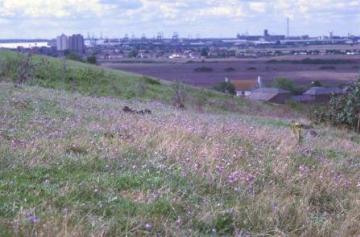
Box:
0;0;359;38
248;2;266;13
0;0;115;18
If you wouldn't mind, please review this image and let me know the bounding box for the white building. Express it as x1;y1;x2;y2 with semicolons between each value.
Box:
56;34;69;51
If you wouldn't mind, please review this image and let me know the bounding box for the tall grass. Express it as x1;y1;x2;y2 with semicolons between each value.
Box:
0;83;359;236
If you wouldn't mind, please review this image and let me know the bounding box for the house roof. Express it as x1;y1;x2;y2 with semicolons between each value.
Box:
304;87;344;95
249;88;291;101
232;80;258;91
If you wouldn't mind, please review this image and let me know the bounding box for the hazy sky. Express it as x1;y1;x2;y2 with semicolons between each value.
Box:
0;0;360;39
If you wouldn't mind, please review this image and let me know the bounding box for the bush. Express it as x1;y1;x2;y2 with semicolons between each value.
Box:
213;81;236;95
312;80;360;132
194;66;213;73
143;76;161;85
319;66;336;70
272;77;297;93
311;80;322;87
65;51;83;62
247;66;257;71
172;81;187;109
224;67;236;72
200;48;209;57
87;55;97;64
0;52;34;84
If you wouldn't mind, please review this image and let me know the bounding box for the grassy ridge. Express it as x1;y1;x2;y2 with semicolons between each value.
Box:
0;50;232;106
0;50;304;116
0;50;173;100
0;83;359;236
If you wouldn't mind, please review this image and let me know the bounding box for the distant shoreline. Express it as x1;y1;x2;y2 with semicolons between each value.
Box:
0;41;50;49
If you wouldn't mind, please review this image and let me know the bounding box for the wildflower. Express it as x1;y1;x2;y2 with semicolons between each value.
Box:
215;164;224;174
227;171;256;185
26;213;40;224
144;223;153;231
298;165;310;177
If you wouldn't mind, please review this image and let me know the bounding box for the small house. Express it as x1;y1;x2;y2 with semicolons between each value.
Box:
303;87;344;103
232;80;259;96
249;88;292;104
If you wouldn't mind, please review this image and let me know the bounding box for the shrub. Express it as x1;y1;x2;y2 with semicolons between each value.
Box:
0;54;20;80
16;53;35;84
319;66;336;70
213;81;236;95
224;67;236;72
87;55;97;64
311;80;323;87
247;66;257;71
200;48;209;57
194;66;213;73
65;51;83;62
172;81;187;109
143;76;161;85
0;53;35;84
312;80;360;132
272;77;297;93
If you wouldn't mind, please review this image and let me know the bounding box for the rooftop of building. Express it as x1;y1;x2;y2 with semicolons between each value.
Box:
304;87;344;95
232;80;258;91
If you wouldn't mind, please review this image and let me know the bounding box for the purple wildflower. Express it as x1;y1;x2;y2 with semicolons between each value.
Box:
26;213;40;224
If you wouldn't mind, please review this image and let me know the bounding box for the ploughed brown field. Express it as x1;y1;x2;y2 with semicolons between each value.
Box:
101;55;360;88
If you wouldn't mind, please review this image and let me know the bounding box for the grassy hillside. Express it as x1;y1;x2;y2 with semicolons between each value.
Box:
0;50;173;100
0;83;359;236
0;50;303;116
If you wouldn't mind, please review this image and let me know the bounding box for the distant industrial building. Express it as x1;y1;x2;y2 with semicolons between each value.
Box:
56;34;85;53
237;29;285;42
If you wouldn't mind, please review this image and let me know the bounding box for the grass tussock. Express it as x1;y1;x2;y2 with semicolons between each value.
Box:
0;82;359;236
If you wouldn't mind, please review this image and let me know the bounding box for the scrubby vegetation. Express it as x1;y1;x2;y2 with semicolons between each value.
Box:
271;77;302;94
194;66;213;72
0;83;359;236
319;65;337;70
0;50;359;236
213;81;236;95
86;55;97;65
311;80;323;87
0;50;256;112
247;66;257;71
0;50;172;100
313;80;360;132
268;58;355;65
224;67;236;72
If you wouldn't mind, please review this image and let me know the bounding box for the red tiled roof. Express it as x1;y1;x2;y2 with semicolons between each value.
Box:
232;80;258;91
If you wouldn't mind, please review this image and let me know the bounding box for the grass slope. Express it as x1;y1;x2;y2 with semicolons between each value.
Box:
0;83;359;236
0;50;303;116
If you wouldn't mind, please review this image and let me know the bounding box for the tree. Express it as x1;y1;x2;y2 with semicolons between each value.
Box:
87;55;97;64
213;81;236;95
313;80;360;132
311;80;322;87
272;77;297;93
65;51;83;62
128;49;139;58
201;48;209;57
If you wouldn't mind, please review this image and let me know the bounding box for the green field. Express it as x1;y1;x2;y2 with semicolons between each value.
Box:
0;51;359;236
